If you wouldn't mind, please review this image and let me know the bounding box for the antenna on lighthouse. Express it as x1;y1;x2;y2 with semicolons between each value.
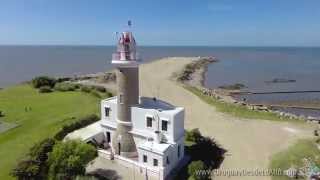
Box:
128;20;132;28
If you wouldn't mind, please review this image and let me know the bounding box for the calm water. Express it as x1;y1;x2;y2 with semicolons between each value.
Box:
0;46;217;87
1;46;320;117
204;47;320;108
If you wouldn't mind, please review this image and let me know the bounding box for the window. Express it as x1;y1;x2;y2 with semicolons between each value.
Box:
105;107;110;117
106;132;111;143
161;120;168;131
146;116;153;128
143;155;147;163
178;145;181;158
166;156;170;165
153;159;158;166
119;94;123;104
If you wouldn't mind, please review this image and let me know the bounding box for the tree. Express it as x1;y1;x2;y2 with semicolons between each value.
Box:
188;161;209;180
48;140;97;179
185;128;202;143
11;138;56;180
32;76;56;89
11;159;40;180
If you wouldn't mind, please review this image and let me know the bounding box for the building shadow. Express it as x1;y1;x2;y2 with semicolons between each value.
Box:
87;168;122;180
175;135;227;180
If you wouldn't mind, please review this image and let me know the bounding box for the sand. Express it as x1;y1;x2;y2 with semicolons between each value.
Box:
139;57;316;180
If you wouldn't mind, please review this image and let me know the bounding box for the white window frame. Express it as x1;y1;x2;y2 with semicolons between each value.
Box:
161;119;169;132
145;115;153;129
105;106;111;117
143;154;148;163
153;158;158;166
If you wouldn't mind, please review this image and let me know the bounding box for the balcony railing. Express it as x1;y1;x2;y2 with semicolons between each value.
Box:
112;52;140;61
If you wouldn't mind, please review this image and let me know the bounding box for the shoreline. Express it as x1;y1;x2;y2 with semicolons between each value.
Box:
176;57;320;122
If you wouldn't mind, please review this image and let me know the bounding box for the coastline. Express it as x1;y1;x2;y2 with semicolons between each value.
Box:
175;57;320;122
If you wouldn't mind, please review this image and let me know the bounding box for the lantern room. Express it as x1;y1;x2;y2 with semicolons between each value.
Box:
112;31;140;65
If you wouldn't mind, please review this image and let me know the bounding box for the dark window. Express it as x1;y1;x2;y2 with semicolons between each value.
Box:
119;94;123;104
105;107;110;117
166;156;170;165
146;117;153;127
178;145;181;158
143;155;147;162
153;159;158;166
106;132;111;143
161;120;168;131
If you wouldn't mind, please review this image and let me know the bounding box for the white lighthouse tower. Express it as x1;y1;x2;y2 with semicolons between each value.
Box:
111;29;140;157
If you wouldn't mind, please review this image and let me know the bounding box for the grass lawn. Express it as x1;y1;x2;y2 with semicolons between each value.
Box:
269;139;320;180
184;85;303;122
0;84;101;180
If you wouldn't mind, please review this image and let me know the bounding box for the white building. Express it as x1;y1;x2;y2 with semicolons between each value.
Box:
66;28;186;179
101;96;185;178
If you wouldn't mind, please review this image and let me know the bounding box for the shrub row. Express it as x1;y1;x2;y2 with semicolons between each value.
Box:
54;82;80;92
54;114;100;141
11;115;100;179
11;138;56;180
32;76;56;89
39;86;53;93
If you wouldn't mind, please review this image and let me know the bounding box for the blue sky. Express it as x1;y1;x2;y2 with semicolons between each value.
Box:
0;0;319;46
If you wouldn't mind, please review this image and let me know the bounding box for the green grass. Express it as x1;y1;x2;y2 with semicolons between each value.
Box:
184;85;302;122
0;84;100;180
269;139;320;180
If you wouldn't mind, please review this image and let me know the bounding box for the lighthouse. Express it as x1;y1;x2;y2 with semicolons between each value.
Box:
111;30;140;157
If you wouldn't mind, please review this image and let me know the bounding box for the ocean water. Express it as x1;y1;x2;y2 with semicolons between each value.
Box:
1;46;320;117
204;47;320;106
0;46;217;87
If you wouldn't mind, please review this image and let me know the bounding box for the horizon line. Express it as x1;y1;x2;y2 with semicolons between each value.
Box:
0;44;319;48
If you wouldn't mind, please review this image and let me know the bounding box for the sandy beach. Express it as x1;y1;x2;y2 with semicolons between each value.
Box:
137;57;316;180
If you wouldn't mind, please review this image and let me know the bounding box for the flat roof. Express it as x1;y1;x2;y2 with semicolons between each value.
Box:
138;141;172;155
64;121;103;142
102;96;183;113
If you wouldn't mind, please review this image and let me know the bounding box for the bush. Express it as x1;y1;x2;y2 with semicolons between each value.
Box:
54;82;78;92
186;128;202;143
80;86;92;93
11;159;40;180
188;161;209;180
39;86;53;93
54;114;99;141
90;90;101;98
11;138;56;180
32;76;56;89
94;86;106;93
0;110;4;117
106;92;113;97
56;77;72;83
48;140;97;179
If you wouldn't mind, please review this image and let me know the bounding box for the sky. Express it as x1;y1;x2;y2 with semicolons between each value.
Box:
0;0;319;46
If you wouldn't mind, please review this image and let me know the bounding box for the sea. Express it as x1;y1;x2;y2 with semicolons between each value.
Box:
1;46;320;118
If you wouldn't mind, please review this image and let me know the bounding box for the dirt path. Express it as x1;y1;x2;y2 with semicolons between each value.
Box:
139;57;315;180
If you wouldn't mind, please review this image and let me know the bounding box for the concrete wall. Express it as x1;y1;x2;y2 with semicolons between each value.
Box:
136;137;185;178
131;107;185;143
173;108;185;142
101;99;117;127
138;148;164;168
